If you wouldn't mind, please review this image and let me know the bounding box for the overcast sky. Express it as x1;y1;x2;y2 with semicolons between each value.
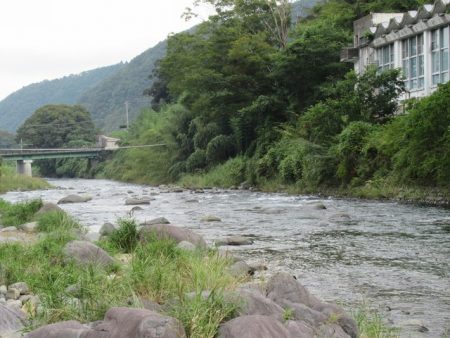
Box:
0;0;214;101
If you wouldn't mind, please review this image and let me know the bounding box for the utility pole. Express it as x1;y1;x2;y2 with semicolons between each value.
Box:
125;101;129;130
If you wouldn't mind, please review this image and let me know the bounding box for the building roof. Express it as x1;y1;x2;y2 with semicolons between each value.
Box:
360;0;450;46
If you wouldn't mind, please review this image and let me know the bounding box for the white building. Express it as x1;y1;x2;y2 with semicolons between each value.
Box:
341;0;450;99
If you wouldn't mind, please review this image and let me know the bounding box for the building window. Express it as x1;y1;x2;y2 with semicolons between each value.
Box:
402;34;424;90
377;44;394;71
431;26;449;85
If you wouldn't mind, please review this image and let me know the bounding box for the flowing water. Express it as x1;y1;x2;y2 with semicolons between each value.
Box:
2;178;449;337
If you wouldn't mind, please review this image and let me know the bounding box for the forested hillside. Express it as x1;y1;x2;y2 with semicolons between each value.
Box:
0;64;122;132
77;41;167;131
103;0;449;202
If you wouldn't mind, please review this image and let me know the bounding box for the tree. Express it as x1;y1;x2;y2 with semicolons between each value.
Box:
16;104;97;176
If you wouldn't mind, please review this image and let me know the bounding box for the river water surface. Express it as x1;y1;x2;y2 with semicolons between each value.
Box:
1;178;449;337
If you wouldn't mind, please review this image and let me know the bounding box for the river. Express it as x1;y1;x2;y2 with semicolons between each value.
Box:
1;178;449;337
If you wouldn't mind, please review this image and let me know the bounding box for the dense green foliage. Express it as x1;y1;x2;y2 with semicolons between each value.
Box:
16;104;97;177
0;64;122;132
100;0;449;201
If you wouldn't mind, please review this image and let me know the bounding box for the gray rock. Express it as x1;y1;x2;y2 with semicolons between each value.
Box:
99;222;118;236
266;273;316;308
316;324;351;338
313;302;359;338
57;195;92;204
6;300;22;309
85;232;101;243
0;303;26;336
19;222;38;233
141;217;171;225
232;288;284;320
176;241;196;251
228;261;254;277
35;203;63;216
25;320;89;338
283;301;327;327
88;307;186;337
140;224;206;248
200;215;222;222
9;282;29;295
125;197;151;205
218;315;292;338
63;240;115;268
329;213;351;222
215;236;254;246
285;320;314;338
0;285;7;295
311;203;327;210
130;206;144;212
0;227;17;232
5;289;20;301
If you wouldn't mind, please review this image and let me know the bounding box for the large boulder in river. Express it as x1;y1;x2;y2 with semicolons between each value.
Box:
266;273;318;308
141;217;170;225
57;195;92;204
0;304;26;336
139;224;206;248
215;236;254;246
35;203;63;216
125;197;151;205
63;240;115;268
218;315;292;338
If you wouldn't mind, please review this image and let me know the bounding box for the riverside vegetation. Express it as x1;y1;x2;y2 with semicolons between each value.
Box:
95;0;449;205
0;198;399;337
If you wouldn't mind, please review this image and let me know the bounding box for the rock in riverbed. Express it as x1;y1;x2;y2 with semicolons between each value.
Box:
57;194;92;204
215;236;254;246
139;223;206;248
63;240;115;268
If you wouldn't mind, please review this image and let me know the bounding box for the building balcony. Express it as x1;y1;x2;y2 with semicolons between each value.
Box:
340;47;359;62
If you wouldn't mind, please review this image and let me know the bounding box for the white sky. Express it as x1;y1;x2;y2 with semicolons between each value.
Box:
0;0;214;101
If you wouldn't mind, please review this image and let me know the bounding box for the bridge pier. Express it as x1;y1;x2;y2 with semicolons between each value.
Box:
16;160;33;177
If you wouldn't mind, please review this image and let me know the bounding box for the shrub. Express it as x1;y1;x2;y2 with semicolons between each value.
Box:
390;83;450;186
206;135;236;164
36;210;81;233
109;219;139;253
186;149;207;172
333;121;375;184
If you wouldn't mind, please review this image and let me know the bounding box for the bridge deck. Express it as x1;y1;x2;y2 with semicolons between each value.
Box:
0;148;106;161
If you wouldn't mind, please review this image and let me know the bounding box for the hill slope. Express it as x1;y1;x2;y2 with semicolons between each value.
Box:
77;40;167;131
0;64;122;132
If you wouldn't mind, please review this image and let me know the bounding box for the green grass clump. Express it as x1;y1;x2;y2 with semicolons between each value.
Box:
0;198;43;227
109;218;139;253
36;210;81;233
354;305;399;338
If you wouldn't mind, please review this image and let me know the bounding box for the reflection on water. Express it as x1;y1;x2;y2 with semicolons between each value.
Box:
2;178;450;337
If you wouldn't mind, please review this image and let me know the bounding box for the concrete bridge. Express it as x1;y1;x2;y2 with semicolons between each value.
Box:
0;147;108;176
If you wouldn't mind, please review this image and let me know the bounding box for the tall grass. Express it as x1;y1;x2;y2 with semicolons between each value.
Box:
0;165;49;194
354;306;400;338
1;211;239;337
0;198;43;227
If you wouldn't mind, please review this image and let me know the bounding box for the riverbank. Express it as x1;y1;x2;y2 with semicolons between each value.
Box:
0;198;396;337
177;171;450;208
0;166;49;194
